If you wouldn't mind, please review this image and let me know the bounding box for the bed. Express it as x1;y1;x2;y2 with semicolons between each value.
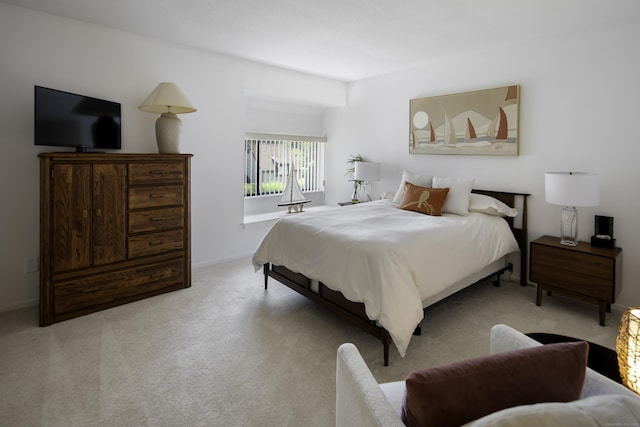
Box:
253;186;529;366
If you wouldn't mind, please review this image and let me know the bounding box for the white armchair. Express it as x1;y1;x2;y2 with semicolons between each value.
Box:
336;324;640;427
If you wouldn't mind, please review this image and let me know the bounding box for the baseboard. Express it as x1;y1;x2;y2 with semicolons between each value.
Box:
0;298;38;314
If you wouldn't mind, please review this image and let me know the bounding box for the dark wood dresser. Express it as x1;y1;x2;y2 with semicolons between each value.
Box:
39;153;192;326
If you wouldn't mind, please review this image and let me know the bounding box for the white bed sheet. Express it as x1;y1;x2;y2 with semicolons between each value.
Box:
252;199;519;357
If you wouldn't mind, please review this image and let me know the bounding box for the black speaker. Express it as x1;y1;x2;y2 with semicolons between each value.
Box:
591;215;615;248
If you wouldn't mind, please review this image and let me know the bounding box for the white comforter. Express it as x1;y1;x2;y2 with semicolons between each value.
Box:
252;200;519;357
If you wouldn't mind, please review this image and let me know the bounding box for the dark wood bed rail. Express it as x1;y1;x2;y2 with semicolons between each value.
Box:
264;264;393;365
263;190;529;366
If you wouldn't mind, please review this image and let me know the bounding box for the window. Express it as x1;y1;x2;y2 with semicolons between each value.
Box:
244;133;325;198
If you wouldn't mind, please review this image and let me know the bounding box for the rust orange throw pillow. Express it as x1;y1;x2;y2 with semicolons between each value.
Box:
399;182;449;216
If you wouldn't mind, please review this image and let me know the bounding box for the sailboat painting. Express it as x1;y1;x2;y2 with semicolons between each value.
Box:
409;85;519;156
278;170;310;213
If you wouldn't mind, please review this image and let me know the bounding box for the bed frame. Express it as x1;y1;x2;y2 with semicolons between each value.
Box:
262;190;529;366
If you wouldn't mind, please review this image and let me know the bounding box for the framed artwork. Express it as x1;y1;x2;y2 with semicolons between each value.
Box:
409;85;519;156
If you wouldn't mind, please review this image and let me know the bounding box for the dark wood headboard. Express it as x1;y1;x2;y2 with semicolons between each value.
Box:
472;189;530;286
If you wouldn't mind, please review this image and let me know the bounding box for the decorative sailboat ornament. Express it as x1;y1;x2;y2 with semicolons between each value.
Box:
278;169;310;213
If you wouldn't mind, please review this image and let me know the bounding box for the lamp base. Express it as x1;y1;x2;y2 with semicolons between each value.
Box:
155;113;182;153
560;206;578;246
351;192;360;203
361;181;372;202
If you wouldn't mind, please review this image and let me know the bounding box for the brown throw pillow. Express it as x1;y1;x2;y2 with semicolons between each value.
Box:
399;182;449;216
401;341;589;427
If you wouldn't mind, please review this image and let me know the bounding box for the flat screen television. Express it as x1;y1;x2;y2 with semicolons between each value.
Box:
35;85;121;152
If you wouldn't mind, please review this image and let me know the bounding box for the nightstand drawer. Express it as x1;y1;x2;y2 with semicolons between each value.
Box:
530;245;614;300
530;265;613;300
530;245;613;281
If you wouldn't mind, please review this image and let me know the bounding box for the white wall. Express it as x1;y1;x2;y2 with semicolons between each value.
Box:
3;2;640;314
324;20;640;308
0;3;345;311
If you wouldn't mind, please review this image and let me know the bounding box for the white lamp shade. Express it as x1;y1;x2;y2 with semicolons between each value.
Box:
354;161;380;182
545;172;599;207
139;82;196;114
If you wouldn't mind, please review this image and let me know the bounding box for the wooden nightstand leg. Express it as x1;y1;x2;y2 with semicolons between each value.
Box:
599;301;606;326
536;284;543;306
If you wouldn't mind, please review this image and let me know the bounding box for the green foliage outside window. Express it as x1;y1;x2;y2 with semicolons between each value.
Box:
245;180;304;197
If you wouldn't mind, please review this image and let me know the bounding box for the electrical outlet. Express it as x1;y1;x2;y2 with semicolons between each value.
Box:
24;257;39;273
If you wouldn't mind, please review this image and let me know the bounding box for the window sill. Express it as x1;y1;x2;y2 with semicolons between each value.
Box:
242;204;332;226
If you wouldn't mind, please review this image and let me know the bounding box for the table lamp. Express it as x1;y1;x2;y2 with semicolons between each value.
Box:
139;82;196;153
354;161;380;202
544;172;599;246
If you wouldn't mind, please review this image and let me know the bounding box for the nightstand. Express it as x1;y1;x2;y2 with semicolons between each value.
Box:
529;235;622;326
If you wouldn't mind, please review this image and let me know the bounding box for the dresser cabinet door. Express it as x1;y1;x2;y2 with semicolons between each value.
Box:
52;163;92;272
92;163;126;266
51;163;126;272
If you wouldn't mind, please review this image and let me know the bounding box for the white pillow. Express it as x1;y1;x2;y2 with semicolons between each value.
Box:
469;194;518;217
392;170;433;204
464;395;640;427
432;176;475;215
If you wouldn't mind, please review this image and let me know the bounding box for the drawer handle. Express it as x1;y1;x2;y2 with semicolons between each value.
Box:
138;267;169;279
150;217;166;222
149;240;164;246
149;194;164;199
150;170;165;175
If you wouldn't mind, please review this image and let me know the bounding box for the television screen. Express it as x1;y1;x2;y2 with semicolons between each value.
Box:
35;86;121;152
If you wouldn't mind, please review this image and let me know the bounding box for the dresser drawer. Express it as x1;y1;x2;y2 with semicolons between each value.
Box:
53;259;185;315
129;185;184;209
128;162;184;185
128;229;184;258
129;207;184;233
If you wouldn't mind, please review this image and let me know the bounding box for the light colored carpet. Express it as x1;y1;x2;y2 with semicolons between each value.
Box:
0;257;624;426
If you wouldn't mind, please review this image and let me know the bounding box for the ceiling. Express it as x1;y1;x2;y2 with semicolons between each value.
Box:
3;0;639;81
